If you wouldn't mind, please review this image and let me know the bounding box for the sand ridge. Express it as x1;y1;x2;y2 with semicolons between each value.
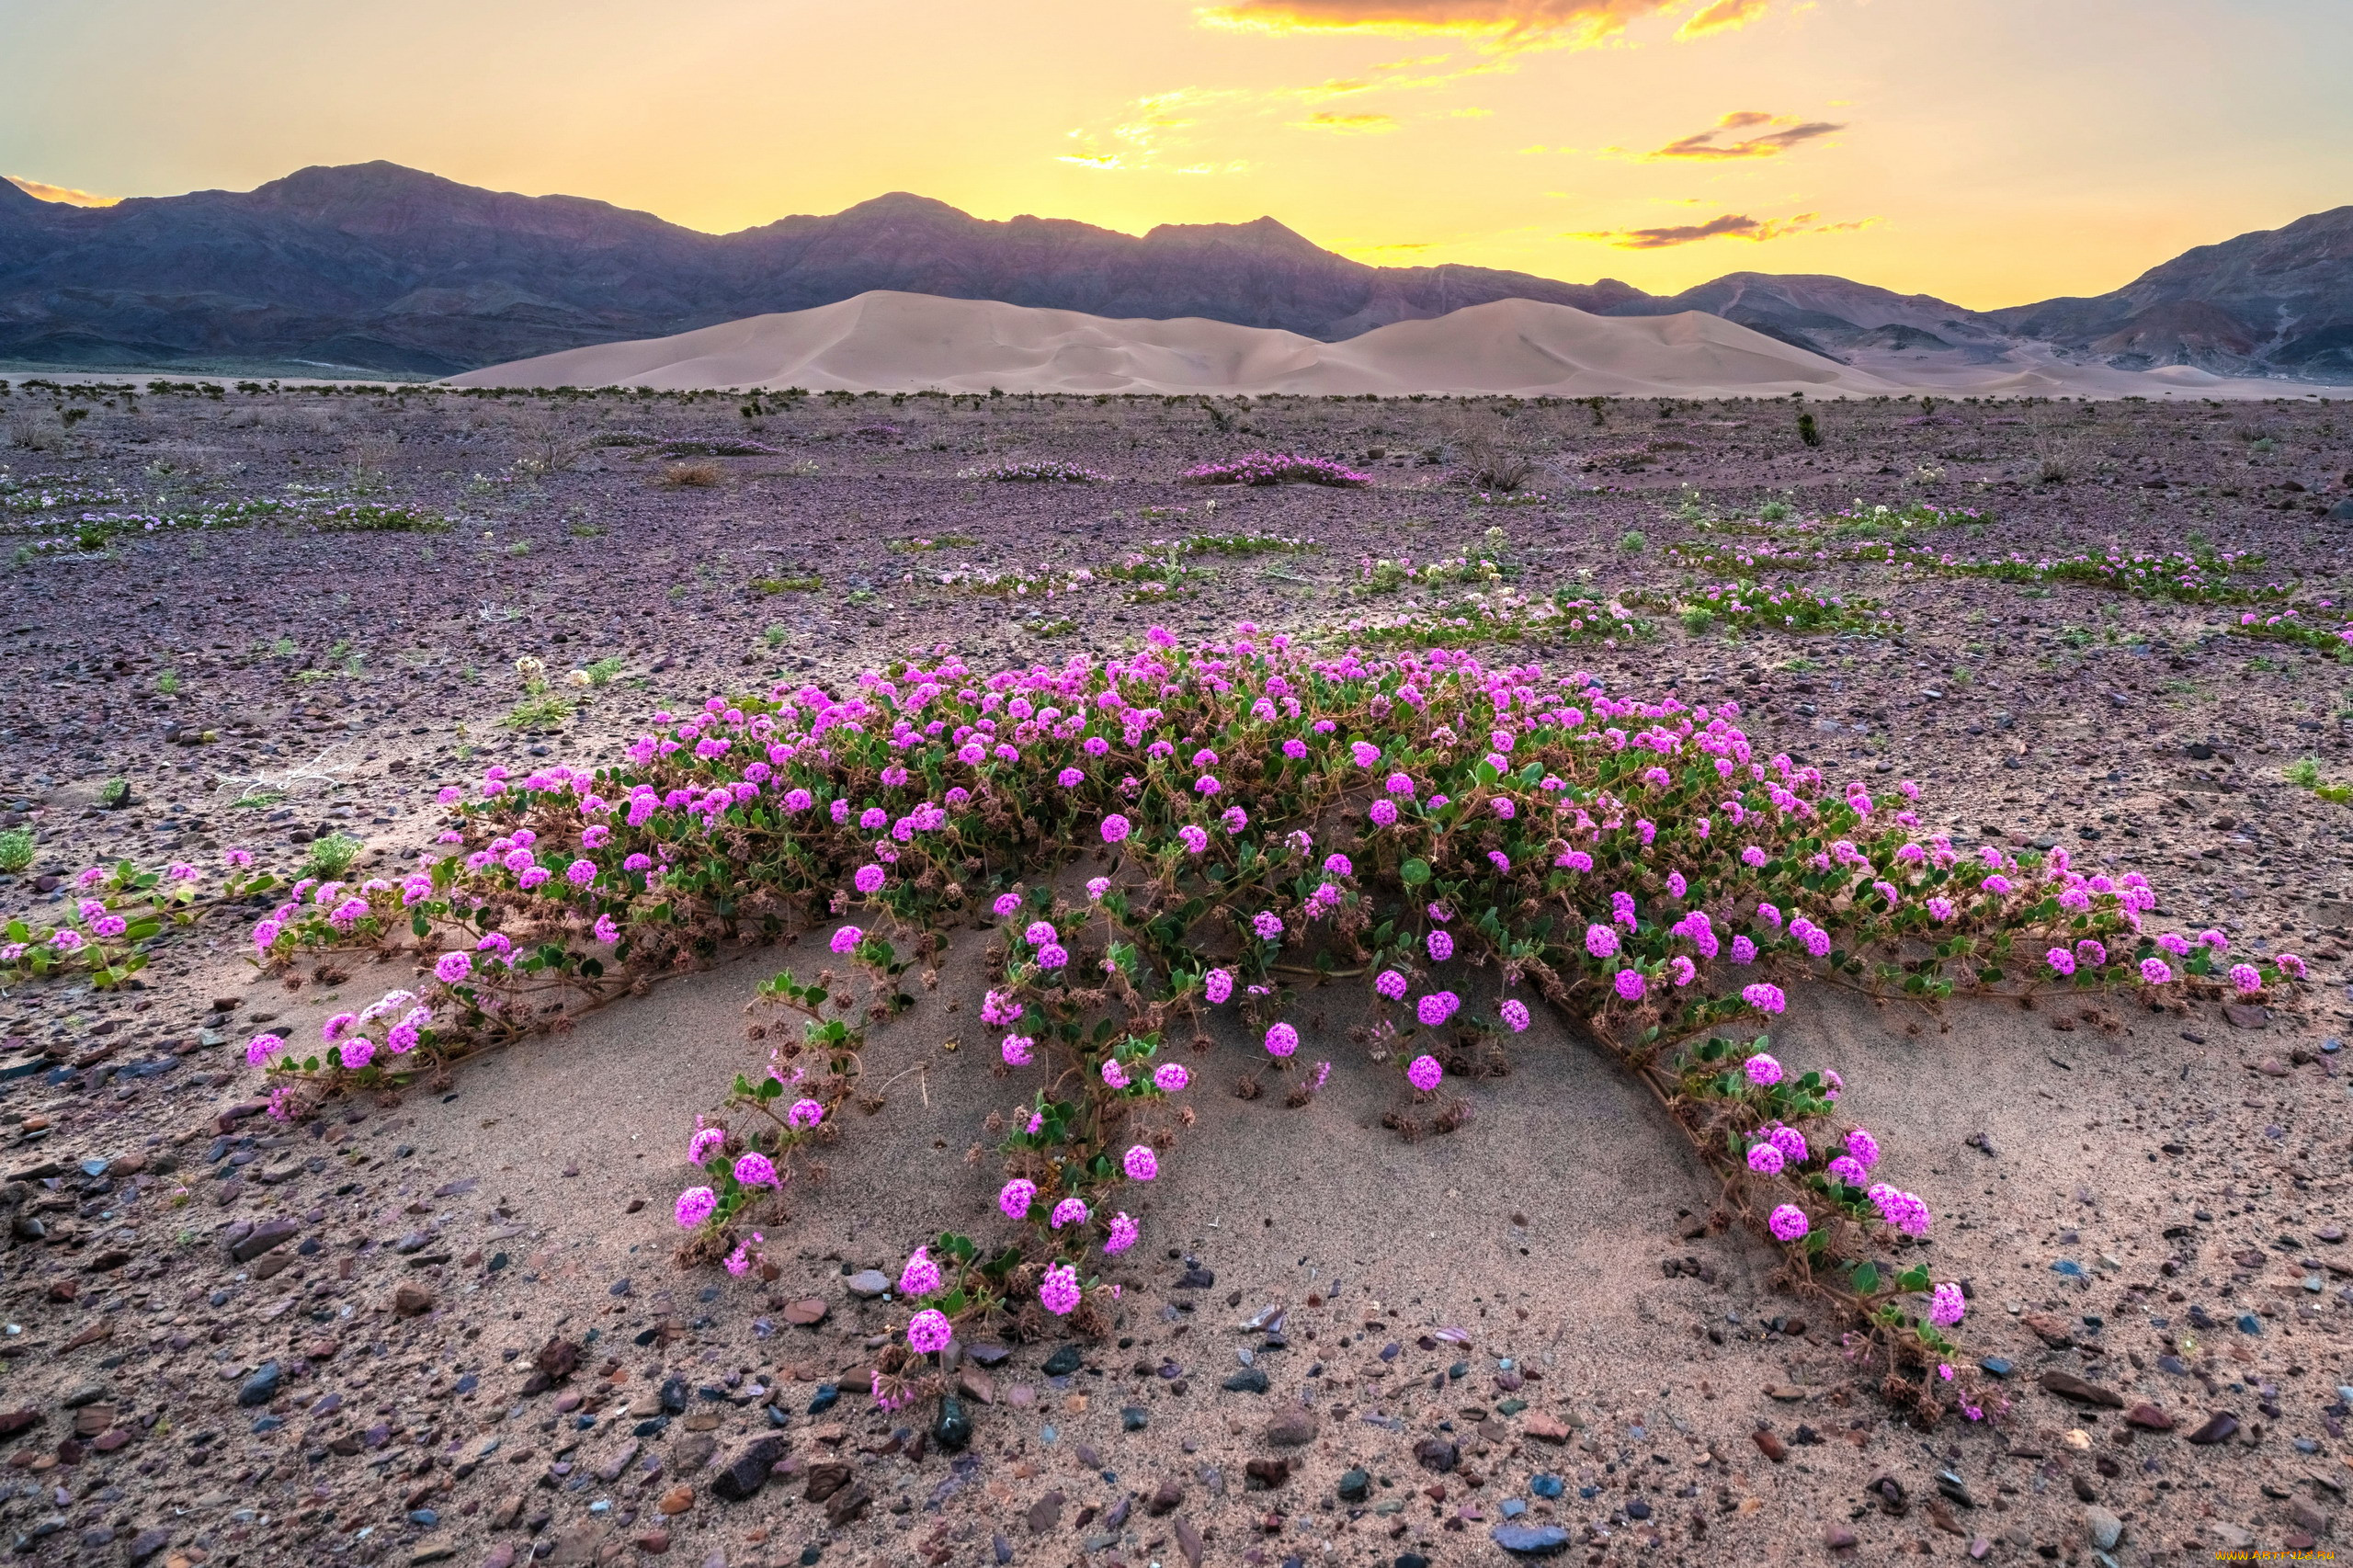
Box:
444;289;2298;400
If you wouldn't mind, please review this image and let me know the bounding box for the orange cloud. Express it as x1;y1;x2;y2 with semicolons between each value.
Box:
1675;0;1768;38
1299;111;1399;131
1571;210;1871;247
1198;0;1684;48
1646;110;1844;159
6;175;119;207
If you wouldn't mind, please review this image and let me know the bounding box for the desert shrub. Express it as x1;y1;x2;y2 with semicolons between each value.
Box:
1445;426;1537;492
1631;580;1897;636
1902;548;2288;605
955;460;1109;483
1580;447;1654;473
209;629;2293;1427
662;437;782;458
1338;589;1650;649
310;503;454;533
301;832;364;881
1181;452;1369;487
659;460;724;488
0;828;32;874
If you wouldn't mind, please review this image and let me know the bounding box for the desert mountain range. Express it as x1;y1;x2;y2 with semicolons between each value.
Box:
2;161;2347;384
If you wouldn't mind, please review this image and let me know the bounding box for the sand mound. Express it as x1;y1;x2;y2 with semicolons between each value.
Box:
444;289;2296;399
444;290;1893;399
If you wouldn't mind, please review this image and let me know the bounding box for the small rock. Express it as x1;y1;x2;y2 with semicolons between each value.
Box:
1415;1437;1459;1473
631;1528;669;1556
236;1362;282;1407
393;1284;435;1317
2085;1506;2123;1551
2040;1370;2123;1408
657;1486;692;1516
932;1393;972;1452
1026;1489;1064;1535
708;1436;787;1501
2188;1412;2242;1445
1751;1428;1787;1463
230;1218;298;1262
780;1297;828;1326
1266;1405;1316;1446
823;1480;871;1526
2124;1403;2175;1431
1489;1523;1571;1556
1221;1367;1269;1394
843;1269;889;1299
1337;1467;1370;1503
1243;1457;1290;1489
1042;1346;1083;1377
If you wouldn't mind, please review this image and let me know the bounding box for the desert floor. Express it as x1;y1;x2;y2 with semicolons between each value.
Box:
1;381;2351;1568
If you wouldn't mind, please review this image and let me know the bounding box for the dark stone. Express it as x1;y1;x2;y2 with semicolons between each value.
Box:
1148;1479;1185;1516
1414;1437;1459;1473
2187;1412;2241;1445
709;1437;788;1501
1026;1490;1064;1535
230;1218;298;1262
2040;1370;2123;1408
1221;1367;1270;1394
932;1394;972;1453
236;1362;282;1407
1337;1467;1370;1502
1042;1346;1083;1377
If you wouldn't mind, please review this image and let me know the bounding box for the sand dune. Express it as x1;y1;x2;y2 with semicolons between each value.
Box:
444;289;2293;399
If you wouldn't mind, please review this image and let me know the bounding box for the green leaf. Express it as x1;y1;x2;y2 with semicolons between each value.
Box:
1895;1265;1931;1293
1400;858;1431;886
1850;1261;1881;1295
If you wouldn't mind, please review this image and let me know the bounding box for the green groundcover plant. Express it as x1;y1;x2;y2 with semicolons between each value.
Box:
27;625;2305;1431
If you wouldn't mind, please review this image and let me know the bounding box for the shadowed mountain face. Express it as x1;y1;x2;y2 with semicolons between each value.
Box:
1605;272;2019;363
0;163;2344;380
1989;206;2353;379
0;163;1646;374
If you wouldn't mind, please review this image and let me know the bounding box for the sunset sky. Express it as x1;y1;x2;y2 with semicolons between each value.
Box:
3;0;2346;310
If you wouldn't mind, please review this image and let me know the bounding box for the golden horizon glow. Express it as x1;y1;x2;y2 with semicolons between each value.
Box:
6;175;119;208
0;0;2346;312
